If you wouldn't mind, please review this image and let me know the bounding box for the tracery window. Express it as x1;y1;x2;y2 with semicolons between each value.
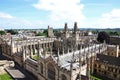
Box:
47;63;55;80
40;63;43;74
61;74;67;80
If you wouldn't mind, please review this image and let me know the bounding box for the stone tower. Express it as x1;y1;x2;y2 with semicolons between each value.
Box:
73;22;79;40
63;23;69;38
48;25;54;37
73;22;78;34
64;23;68;33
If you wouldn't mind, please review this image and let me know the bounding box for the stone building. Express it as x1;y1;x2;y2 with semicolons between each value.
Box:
53;22;96;54
106;45;120;57
110;36;120;46
94;45;120;80
48;26;54;37
0;23;120;80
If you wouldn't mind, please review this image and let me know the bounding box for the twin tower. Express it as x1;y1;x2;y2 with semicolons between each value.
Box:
64;22;78;33
63;22;79;39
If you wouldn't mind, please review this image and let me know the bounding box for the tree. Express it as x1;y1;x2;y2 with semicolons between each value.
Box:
114;31;119;36
43;29;48;37
53;29;59;36
0;30;6;35
35;30;48;37
108;31;114;35
36;32;46;36
43;29;48;35
97;31;110;43
108;31;119;36
6;29;18;35
92;30;99;34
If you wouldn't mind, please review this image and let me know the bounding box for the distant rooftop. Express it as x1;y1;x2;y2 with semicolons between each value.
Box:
96;54;120;66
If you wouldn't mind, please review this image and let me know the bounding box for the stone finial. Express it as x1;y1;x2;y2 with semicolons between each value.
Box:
48;25;54;37
50;47;52;56
79;47;82;80
62;47;64;55
22;46;26;61
74;22;78;33
64;23;68;32
57;48;60;66
68;48;69;53
48;25;50;29
57;48;60;56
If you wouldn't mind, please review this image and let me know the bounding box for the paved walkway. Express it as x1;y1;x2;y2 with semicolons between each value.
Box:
14;64;37;80
0;50;37;80
5;67;25;79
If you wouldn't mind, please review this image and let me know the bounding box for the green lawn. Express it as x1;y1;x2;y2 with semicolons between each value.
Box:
91;75;102;80
32;55;39;61
0;73;13;80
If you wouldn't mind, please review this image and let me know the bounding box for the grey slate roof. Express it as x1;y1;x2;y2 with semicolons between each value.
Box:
96;54;120;66
58;44;102;70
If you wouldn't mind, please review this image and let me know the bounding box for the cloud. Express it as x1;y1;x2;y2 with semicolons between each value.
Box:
0;12;13;19
100;9;120;22
0;12;44;29
33;0;85;23
97;9;120;28
0;18;44;29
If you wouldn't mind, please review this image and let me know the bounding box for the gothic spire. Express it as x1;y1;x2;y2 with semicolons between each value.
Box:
79;45;82;80
62;47;64;55
50;46;52;56
38;42;41;57
64;23;68;33
22;46;26;61
57;48;60;66
73;22;78;33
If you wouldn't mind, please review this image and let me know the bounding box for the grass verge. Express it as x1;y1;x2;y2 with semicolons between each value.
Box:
0;73;13;80
32;55;39;61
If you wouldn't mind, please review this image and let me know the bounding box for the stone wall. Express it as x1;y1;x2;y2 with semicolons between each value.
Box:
107;45;120;57
25;58;38;77
13;53;23;66
94;60;120;80
110;36;120;46
48;26;54;37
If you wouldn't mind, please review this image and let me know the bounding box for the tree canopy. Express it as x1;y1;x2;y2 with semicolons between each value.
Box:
97;31;110;43
0;30;6;35
108;31;120;36
36;29;48;37
6;29;18;35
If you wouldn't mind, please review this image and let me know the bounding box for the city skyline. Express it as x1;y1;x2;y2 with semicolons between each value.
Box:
0;0;120;29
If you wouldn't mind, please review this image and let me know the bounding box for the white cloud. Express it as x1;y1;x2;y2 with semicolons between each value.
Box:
33;0;85;23
97;9;120;28
0;17;44;29
0;12;13;19
100;9;120;22
0;12;44;29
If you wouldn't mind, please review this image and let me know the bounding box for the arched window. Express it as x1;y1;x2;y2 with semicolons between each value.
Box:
61;74;67;80
47;63;55;80
40;63;43;74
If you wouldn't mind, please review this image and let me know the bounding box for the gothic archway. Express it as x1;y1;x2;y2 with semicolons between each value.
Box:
47;62;56;80
40;62;43;74
61;74;67;80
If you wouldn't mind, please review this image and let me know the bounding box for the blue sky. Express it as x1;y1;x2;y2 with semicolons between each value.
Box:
0;0;120;29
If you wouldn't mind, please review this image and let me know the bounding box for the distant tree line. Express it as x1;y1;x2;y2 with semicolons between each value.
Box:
97;31;110;43
108;31;120;36
0;30;6;35
6;29;18;35
35;29;48;37
92;29;120;36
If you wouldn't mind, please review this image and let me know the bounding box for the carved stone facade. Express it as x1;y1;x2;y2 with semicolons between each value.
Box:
94;45;120;80
110;36;120;46
48;26;54;37
0;23;120;80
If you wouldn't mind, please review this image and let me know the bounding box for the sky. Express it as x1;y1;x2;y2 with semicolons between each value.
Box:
0;0;120;29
